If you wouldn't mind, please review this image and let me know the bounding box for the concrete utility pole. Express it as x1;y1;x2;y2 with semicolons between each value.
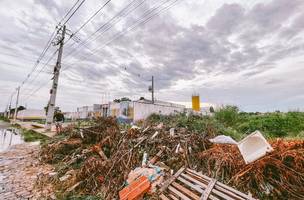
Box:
4;105;8;118
8;94;13;119
152;76;154;104
45;25;66;130
13;86;20;122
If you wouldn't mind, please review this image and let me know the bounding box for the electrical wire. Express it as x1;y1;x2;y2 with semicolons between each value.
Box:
18;0;88;103
63;0;179;71
59;0;82;24
22;80;52;102
0;51;54;66
63;0;145;60
62;0;86;25
22;49;58;92
73;0;112;36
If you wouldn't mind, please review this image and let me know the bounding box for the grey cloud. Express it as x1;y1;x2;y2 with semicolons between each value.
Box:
1;0;304;112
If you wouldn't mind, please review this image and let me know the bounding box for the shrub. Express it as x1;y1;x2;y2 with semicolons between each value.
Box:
215;105;239;126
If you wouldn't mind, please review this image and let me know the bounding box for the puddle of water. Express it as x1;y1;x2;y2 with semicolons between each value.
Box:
0;128;24;152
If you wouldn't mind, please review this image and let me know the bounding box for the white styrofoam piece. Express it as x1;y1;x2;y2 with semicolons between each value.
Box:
209;135;238;144
237;130;273;164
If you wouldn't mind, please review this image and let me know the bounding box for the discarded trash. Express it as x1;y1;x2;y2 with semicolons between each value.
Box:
237;130;273;164
142;152;148;167
119;176;151;200
209;135;237;144
39;117;303;199
156;122;164;129
59;174;71;182
131;125;140;130
151;131;159;139
169;128;175;137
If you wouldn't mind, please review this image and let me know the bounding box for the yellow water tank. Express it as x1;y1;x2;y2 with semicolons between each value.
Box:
192;95;200;111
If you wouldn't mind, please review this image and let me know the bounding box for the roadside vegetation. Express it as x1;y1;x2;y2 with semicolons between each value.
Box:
21;129;49;143
11;124;49;143
0;116;10;122
147;106;304;140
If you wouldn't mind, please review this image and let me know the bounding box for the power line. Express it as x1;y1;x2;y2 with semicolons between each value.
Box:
0;51;55;66
59;0;180;99
63;0;146;60
73;0;112;36
59;0;82;24
22;80;52;103
17;0;86;89
62;0;86;25
21;49;58;93
64;0;179;71
16;1;87;102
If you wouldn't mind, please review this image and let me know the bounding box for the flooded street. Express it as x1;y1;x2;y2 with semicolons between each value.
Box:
0;127;24;152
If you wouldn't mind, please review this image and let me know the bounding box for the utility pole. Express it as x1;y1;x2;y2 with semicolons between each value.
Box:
152;76;154;104
45;25;66;130
13;86;20;122
8;94;13;119
4;105;8;118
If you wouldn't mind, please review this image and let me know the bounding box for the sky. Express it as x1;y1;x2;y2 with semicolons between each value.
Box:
0;0;304;112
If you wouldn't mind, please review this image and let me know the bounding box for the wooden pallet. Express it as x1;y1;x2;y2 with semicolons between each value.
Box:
159;168;257;200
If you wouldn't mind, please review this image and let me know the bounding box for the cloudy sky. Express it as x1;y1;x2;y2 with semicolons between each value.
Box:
0;0;304;112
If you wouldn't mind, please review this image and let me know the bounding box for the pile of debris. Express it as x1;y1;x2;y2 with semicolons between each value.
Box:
198;139;304;199
39;117;304;199
39;117;211;199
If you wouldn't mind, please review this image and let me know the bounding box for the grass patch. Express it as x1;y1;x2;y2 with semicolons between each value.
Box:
21;129;49;143
147;107;304;140
0;116;10;122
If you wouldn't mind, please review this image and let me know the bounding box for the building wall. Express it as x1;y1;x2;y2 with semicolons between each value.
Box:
67;101;185;122
133;101;185;122
17;109;46;120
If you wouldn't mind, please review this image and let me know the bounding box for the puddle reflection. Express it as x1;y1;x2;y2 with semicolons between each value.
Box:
0;128;24;152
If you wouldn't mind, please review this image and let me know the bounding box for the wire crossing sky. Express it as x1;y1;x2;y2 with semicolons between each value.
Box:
0;0;304;112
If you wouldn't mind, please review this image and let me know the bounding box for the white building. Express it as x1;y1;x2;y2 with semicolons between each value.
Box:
109;99;185;122
65;100;185;123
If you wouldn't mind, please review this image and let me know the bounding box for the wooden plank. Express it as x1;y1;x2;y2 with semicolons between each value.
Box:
178;177;205;193
160;167;186;192
159;194;170;200
185;171;209;185
179;175;244;200
185;172;246;199
186;169;254;200
168;186;192;200
180;174;235;200
200;179;216;200
169;194;179;200
180;173;208;189
172;182;200;200
214;185;247;200
187;172;246;200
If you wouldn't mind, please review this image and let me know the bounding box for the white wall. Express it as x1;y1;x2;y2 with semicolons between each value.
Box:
133;102;185;121
17;109;46;120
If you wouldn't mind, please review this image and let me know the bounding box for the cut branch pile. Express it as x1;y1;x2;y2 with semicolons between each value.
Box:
198;139;304;199
39;117;211;199
39;117;304;199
